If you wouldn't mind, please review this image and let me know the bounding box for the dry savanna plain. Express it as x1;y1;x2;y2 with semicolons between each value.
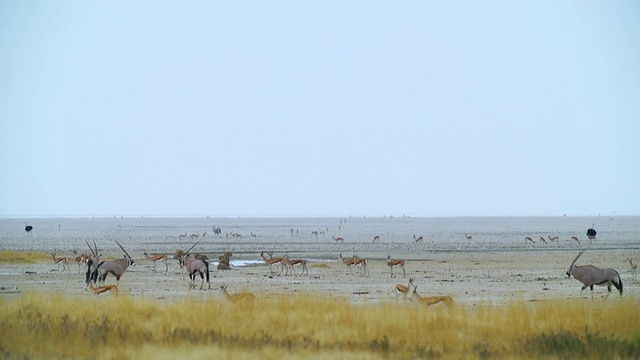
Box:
0;216;639;359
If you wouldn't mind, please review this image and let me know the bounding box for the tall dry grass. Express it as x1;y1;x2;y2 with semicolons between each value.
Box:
0;251;50;264
0;292;638;359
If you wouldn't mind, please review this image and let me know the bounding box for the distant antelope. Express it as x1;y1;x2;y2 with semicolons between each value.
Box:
144;251;169;272
539;237;547;245
353;256;370;277
189;233;199;240
178;233;187;239
339;254;357;274
525;237;535;244
282;255;309;276
627;258;638;282
412;286;453;308
465;233;473;241
395;278;414;302
88;282;118;297
548;235;559;244
92;241;135;287
571;236;581;245
386;255;406;278
413;235;424;243
50;252;68;274
566;250;623;299
373;235;380;243
260;251;286;275
73;251;91;274
333;236;344;242
220;284;255;303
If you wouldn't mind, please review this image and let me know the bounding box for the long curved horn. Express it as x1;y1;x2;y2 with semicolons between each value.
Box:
569;250;585;270
115;240;132;259
183;239;202;257
86;240;96;257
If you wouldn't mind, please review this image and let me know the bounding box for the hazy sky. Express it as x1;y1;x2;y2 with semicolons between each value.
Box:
1;2;639;217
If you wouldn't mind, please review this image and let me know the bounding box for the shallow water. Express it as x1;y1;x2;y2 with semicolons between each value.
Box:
1;216;638;260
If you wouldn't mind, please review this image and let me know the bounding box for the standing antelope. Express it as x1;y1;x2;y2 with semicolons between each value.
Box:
566;250;623;299
627;258;638;282
260;251;286;275
178;240;210;289
339;254;357;274
144;251;169;273
413;235;424;243
353;256;370;277
92;241;135;287
333;236;344;242
282;255;309;277
51;252;68;274
386;255;406;278
220;284;255;303
395;278;414;302
412;286;453;308
548;235;560;244
84;240;101;287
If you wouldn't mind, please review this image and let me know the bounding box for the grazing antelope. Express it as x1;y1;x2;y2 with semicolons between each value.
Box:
413;235;424;243
353;256;370;277
539;237;548;245
88;282;118;297
395;278;414;302
220;284;255;303
548;235;560;244
260;251;286;275
92;241;135;287
51;252;68;274
627;258;638;282
144;251;169;273
412;286;453;308
571;236;581;245
465;233;473;241
525;236;535;244
190;233;199;240
373;235;380;243
339;254;357;274
178;233;187;239
333;236;344;242
386;255;406;278
566;250;623;299
282;255;309;277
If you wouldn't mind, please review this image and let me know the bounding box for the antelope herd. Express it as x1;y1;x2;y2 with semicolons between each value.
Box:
29;223;633;305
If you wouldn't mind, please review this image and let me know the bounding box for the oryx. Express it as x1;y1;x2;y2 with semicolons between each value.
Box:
566;250;623;299
84;240;101;287
178;240;210;290
91;241;135;287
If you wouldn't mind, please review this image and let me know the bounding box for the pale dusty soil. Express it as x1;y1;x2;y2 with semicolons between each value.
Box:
1;247;638;305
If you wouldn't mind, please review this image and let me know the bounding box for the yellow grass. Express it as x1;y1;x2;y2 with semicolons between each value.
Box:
0;293;638;359
0;251;50;264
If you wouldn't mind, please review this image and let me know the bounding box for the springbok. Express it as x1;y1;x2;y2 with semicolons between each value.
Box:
50;251;68;274
220;284;255;303
353;256;370;277
373;235;380;243
413;235;424;243
282;255;309;276
92;241;135;287
525;236;535;244
144;251;169;273
395;278;414;302
412;286;453;308
566;250;623;299
88;282;118;297
539;237;548;245
339;254;357;274
333;236;344;242
260;251;286;275
465;233;473;241
570;236;581;245
386;255;406;278
627;258;638;282
548;235;560;244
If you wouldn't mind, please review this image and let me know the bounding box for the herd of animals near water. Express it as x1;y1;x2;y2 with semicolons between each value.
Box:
15;222;639;303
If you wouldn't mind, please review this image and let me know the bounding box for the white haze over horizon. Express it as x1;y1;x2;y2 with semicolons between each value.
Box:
1;2;639;218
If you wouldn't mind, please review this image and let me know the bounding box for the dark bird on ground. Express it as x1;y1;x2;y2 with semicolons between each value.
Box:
25;223;33;235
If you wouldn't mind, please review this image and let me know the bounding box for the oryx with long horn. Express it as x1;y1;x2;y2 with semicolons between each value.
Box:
178;239;210;290
84;240;101;287
566;250;623;299
91;241;136;287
